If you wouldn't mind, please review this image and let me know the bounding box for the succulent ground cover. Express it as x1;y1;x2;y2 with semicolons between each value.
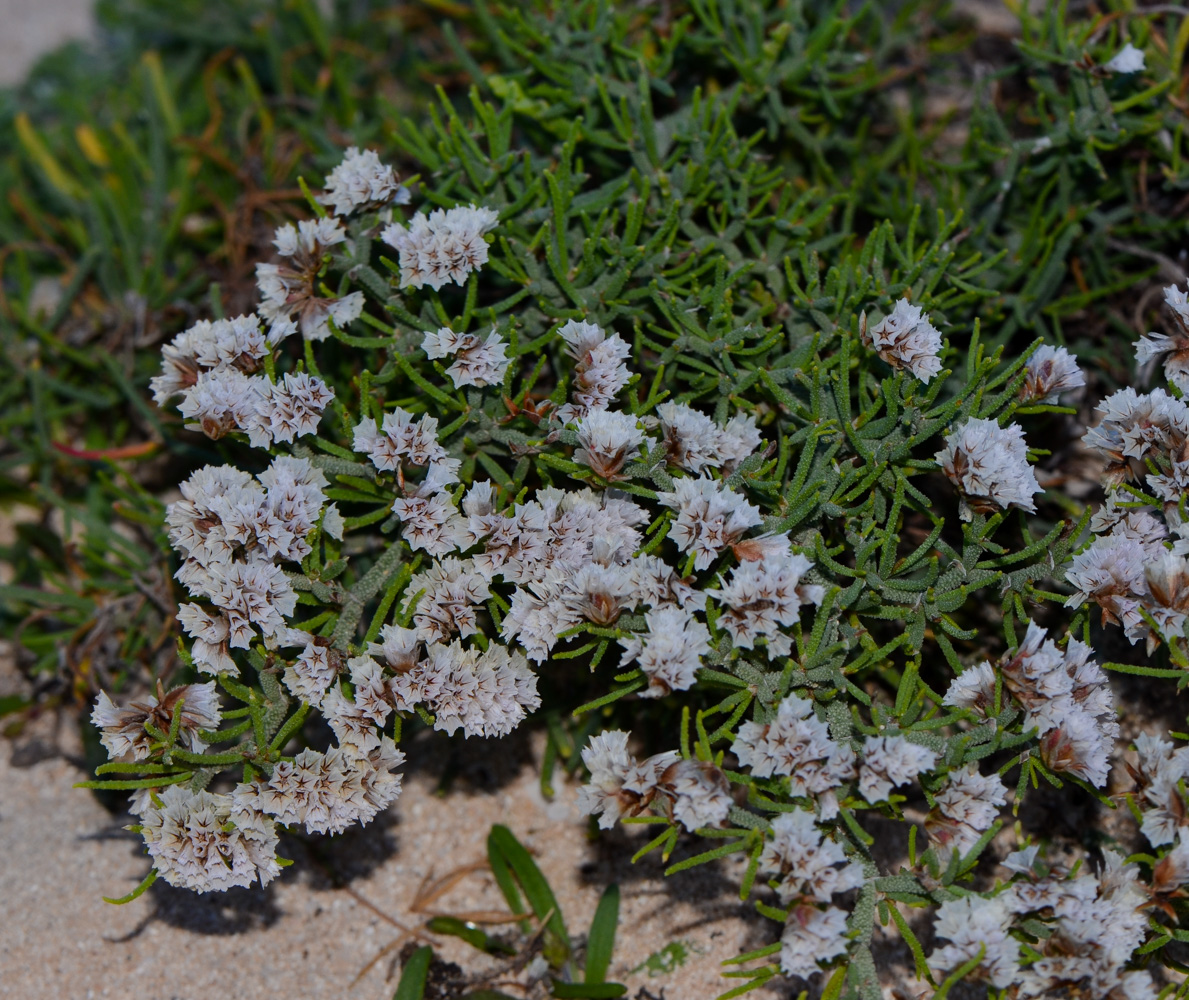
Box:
8;2;1189;998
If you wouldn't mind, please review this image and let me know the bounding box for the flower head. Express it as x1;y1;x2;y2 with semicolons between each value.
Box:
618;604;711;697
861;298;943;382
935;418;1042;519
136;785;279;893
762;810;864;904
91;681;221;761
779;905;851;979
657;476;762;570
381;204;499;290
858;735;938;803
554;319;632;423
1021;345;1085;404
256;218;362;341
234;737;405;835
318;147;409;215
1105;42;1145;73
421;326;510;388
573;409;646;479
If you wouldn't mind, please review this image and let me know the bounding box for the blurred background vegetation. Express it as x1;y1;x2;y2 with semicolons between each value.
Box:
1;0;1183;739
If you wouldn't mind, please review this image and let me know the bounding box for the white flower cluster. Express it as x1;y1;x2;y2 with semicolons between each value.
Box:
132;785;280;893
860;298;943;383
1137;282;1189;391
340;381;795;696
925;763;1008;856
554;319;632;423
1069;302;1189;651
91;681;221;761
1020;344;1084;404
935;417;1042;520
658;476;763;570
731;694;856;818
709;542;824;659
573;408;645;479
382;204;499;290
257;217;365;341
360;625;541;739
422;326;510;388
930;851;1159;999
658;402;762;474
317;146;410;216
99;149;519;894
233;737;405;835
168;456;328;657
1131;733;1189;846
858;734;938;803
353;407;458;480
763;810;863;979
576;730;731;832
150;313;334;447
944;621;1118;787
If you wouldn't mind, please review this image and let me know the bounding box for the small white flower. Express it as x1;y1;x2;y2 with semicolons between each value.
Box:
1105;42;1145;74
392;485;466;557
1065;534;1147;634
282;635;338;707
317;147;409;215
1037;709;1112;787
177;604;236;675
262;371;335;444
91;682;221;761
731;694;855;806
761;810;864;904
1020;345;1084;404
554;319;632;423
861;298;943;383
576;730;678;829
421;326;511;388
408;557;492;643
1083;387;1189;486
656;476;762;570
929;895;1020;989
211;560;298;646
619;605;712;698
391;640;540;739
381;204;499;290
657;402;763;474
708;546;822;656
779;905;851;979
255;219;362;341
1002;844;1040;875
942;660;997;714
353;407;452;476
573;409;646;479
858;735;938;803
177;368;270;443
273;217;347;258
666;759;731;831
935;418;1042;519
137;785;279;893
151;314;288;405
234;737;404;835
321;667;390;756
321;502;345;541
928;764;1008;856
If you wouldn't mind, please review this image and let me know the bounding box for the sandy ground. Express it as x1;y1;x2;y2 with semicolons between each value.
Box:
0;0;93;86
0;657;794;1000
